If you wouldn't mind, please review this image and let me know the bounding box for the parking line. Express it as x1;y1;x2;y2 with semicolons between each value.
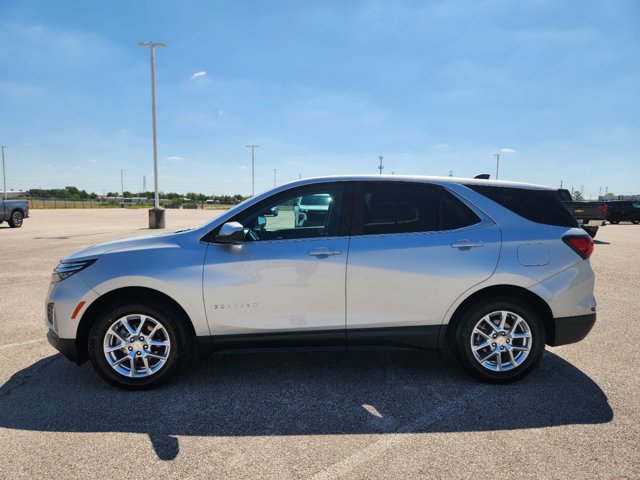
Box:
310;383;484;480
0;338;46;351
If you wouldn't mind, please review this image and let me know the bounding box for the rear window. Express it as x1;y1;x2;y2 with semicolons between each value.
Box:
467;185;578;228
360;183;481;235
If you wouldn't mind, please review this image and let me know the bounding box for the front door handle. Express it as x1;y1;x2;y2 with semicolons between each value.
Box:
308;248;342;257
451;240;484;249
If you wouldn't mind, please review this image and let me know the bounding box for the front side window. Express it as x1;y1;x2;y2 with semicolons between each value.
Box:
359;182;480;235
234;186;344;241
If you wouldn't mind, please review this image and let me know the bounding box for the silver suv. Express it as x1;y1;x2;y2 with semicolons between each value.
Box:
46;176;596;389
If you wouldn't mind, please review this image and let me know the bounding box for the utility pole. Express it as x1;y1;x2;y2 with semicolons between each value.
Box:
378;156;384;175
246;145;259;196
494;153;500;180
143;175;146;194
560;180;563;189
1;146;7;201
121;169;125;207
273;169;277;187
138;41;166;227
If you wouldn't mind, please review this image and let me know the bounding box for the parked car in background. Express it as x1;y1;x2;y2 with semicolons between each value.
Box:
605;200;640;224
294;193;332;227
558;189;605;238
0;198;29;228
46;176;596;389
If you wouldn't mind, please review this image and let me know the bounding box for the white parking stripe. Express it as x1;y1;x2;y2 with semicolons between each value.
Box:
0;338;46;351
310;383;484;480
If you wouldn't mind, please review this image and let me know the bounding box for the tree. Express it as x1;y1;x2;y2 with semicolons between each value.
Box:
572;190;584;201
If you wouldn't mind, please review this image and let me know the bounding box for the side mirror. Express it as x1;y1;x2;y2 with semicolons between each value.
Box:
215;221;245;244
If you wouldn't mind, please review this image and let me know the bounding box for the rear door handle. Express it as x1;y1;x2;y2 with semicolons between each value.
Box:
308;248;341;257
451;240;484;249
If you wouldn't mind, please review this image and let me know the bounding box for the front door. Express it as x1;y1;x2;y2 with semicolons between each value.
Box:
203;183;351;344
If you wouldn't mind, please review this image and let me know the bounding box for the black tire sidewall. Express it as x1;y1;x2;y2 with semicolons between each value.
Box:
454;298;545;383
88;302;190;390
9;211;23;228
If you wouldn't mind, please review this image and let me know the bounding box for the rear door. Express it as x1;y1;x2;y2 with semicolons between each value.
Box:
346;181;501;348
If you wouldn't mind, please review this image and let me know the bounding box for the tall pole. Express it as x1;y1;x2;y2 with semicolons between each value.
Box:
246;145;259;196
139;41;166;227
378;156;384;175
273;169;277;187
1;146;6;201
494;153;500;180
121;169;124;206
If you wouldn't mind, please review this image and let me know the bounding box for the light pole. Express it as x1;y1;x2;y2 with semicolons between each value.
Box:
494;153;500;180
1;146;7;201
273;169;277;187
121;168;125;208
378;156;384;174
138;41;166;228
246;145;259;196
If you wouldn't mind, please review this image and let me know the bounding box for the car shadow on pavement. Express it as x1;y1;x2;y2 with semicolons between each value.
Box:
0;350;612;461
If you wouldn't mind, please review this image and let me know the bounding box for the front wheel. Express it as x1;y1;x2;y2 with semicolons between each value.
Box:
88;301;192;389
452;298;545;383
8;210;23;228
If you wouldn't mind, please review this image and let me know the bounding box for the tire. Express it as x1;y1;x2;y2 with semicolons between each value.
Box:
87;300;192;390
8;210;23;228
609;217;620;224
452;298;545;383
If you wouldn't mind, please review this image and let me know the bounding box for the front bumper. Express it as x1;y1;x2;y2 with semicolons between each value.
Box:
47;329;80;363
548;313;596;346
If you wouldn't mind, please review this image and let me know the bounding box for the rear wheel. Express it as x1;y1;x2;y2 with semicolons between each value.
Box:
452;298;545;383
8;210;23;228
88;301;192;389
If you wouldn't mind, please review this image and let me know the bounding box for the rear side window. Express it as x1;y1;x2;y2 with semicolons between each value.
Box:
467;185;578;227
360;183;480;235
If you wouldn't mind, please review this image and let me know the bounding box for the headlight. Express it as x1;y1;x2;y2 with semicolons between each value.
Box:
51;259;96;283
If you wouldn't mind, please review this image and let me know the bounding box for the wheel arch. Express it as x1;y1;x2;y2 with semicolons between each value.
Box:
75;286;196;364
443;285;555;347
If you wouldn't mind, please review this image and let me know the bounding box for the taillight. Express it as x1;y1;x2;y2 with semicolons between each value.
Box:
563;235;594;259
602;203;608;216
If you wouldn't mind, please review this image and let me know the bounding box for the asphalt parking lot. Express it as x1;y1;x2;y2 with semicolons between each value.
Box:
1;210;638;479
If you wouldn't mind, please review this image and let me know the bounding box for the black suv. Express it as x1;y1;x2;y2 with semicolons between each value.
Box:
605;201;640;224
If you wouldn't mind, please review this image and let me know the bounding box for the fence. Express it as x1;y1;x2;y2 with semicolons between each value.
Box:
28;198;234;210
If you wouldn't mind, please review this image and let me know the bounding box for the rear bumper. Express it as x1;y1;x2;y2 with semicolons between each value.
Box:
548;313;596;346
47;329;80;363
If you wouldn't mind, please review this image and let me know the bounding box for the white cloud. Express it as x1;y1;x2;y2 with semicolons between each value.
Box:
190;71;207;80
165;155;185;162
87;159;97;164
500;147;517;154
239;165;247;170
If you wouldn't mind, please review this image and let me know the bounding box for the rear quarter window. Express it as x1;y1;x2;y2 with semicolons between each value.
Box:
467;184;578;228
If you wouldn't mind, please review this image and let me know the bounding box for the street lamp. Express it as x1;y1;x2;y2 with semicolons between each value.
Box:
138;41;166;228
1;146;7;201
494;153;500;180
246;145;259;196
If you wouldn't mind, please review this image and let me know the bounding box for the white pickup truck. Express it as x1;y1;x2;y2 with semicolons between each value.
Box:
0;198;29;228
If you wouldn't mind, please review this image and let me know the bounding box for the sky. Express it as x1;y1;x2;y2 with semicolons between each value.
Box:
0;0;639;198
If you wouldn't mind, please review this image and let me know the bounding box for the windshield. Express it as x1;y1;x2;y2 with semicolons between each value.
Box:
299;195;331;206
